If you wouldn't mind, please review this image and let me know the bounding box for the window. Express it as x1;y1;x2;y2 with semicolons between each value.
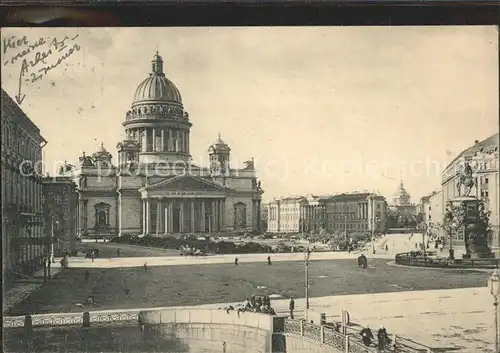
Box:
54;193;62;205
485;177;489;184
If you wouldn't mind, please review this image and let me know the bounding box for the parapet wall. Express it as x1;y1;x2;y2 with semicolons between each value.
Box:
139;309;273;353
3;308;274;353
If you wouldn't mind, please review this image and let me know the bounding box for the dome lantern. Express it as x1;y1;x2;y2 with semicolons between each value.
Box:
151;51;164;76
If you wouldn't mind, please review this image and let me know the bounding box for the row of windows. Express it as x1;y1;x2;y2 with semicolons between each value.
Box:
1;167;43;213
2;121;42;161
326;223;369;231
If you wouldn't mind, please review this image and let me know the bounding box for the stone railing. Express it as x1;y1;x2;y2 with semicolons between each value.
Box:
3;307;273;330
281;318;433;353
3;309;140;328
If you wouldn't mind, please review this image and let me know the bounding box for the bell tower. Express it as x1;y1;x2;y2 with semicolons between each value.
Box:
208;133;231;176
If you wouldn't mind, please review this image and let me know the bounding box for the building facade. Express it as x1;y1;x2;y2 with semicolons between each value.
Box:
441;133;499;252
267;197;303;234
323;193;387;234
419;190;443;238
42;176;79;255
59;53;263;238
267;193;387;235
1;89;47;283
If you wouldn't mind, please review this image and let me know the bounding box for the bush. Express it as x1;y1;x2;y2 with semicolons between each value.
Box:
109;235;280;254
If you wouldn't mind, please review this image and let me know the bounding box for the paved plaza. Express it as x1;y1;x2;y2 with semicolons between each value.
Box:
6;247;496;353
5;237;497;353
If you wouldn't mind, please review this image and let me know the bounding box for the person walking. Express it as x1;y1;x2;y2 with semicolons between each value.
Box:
360;325;374;347
234;257;239;267
116;248;120;257
289;297;295;319
267;256;272;265
377;326;389;350
91;250;95;263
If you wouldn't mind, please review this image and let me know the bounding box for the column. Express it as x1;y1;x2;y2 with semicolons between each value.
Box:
156;199;161;236
79;199;85;234
190;199;195;233
146;199;152;234
201;200;206;232
152;128;156;151
168;200;174;233
179;131;184;153
83;200;88;233
168;130;173;151
186;132;190;154
257;200;261;233
175;131;180;152
213;200;218;232
220;200;225;232
161;129;165;152
179;201;184;233
142;199;146;234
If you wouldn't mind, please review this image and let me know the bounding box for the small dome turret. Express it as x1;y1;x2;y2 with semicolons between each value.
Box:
208;133;231;154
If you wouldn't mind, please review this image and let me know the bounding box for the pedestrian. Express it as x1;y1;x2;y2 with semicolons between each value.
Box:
377;326;388;350
116;248;120;257
385;244;388;251
91;251;95;263
234;257;239;267
289;297;295;319
360;325;374;347
143;262;148;272
86;296;94;307
267;256;272;265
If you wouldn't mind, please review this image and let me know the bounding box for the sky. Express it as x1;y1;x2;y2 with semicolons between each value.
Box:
1;26;498;203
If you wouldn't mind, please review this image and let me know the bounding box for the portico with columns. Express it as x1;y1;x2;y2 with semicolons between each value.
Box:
139;175;230;235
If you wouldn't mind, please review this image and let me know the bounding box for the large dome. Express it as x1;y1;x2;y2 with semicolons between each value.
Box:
132;53;182;106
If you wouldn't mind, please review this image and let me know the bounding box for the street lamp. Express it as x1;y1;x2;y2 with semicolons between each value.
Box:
488;267;500;353
304;246;311;319
50;215;59;263
371;215;379;255
418;222;428;256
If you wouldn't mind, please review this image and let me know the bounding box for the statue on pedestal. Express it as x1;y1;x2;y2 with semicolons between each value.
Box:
456;161;475;197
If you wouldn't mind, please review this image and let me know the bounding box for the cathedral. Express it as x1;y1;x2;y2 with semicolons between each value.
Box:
62;53;264;238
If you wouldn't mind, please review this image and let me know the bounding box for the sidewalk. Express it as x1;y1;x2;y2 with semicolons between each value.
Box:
3;265;64;315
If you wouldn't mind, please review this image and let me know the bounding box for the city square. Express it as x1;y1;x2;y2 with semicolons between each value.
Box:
2;26;499;353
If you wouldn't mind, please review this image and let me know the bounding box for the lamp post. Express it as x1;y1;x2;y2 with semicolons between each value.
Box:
304;246;311;319
488;267;500;353
418;222;428;256
50;215;58;263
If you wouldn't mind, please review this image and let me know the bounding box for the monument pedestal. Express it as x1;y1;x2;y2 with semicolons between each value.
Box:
448;196;494;259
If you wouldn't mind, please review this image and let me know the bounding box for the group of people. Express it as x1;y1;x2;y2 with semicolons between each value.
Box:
222;295;277;316
241;295;276;315
360;325;392;350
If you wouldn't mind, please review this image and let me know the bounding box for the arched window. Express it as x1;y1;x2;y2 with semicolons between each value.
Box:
94;202;111;229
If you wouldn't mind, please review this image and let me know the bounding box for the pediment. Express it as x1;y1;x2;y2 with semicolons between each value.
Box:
145;175;229;193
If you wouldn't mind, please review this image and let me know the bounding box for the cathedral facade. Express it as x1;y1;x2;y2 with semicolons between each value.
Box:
63;53;263;238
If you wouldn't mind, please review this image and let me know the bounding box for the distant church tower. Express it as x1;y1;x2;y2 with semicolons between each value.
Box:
393;176;411;206
208;133;231;176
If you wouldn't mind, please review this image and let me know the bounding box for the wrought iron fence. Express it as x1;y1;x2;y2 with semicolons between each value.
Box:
282;318;432;353
395;252;498;268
